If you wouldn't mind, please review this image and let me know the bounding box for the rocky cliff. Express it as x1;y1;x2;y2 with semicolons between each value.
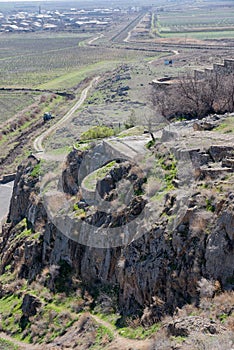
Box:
0;114;233;348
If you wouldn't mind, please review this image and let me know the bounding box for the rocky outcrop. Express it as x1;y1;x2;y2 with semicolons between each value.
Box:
1;117;233;326
167;316;225;337
21;294;41;318
193;114;228;131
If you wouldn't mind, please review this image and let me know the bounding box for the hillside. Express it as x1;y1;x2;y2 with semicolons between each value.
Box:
0;113;233;350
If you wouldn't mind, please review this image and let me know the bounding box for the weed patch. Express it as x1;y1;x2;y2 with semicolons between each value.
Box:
80;126;114;141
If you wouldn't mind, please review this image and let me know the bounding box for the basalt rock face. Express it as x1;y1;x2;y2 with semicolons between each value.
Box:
1;131;234;324
7;155;40;225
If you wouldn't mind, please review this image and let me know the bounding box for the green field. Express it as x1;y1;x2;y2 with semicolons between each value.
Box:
157;3;234;40
0;33;142;90
161;30;234;40
0;30;153;125
0;91;40;123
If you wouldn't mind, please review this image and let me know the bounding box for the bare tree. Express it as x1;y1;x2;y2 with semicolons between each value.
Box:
151;71;234;120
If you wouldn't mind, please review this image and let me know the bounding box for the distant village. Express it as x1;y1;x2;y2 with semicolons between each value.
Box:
0;6;140;33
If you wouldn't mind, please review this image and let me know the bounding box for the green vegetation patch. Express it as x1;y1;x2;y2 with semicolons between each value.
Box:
157;152;177;190
30;163;41;178
161;30;234;40
0;278;80;344
83;161;117;191
0;294;23;335
37;60;121;90
80;126;115;141
90;325;114;350
213;116;234;134
73;204;86;219
118;322;161;339
146;139;156;149
118;125;145;138
148;151;177;202
73;142;91;151
206;198;215;213
0;338;19;350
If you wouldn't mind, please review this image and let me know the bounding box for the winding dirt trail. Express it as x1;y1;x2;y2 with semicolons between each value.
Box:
0;332;43;350
90;314;153;350
33;76;99;153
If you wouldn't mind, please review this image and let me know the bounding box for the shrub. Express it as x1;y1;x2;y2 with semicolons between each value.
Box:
30;163;41;178
80;126;114;141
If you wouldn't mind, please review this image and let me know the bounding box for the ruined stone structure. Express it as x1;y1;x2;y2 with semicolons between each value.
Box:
152;59;234;89
194;59;234;80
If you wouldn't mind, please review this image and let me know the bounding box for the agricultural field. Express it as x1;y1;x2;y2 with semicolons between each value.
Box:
0;32;146;90
0;27;164;120
0;91;39;124
0;33;91;89
156;2;234;40
0;28;167;176
0;0;233;179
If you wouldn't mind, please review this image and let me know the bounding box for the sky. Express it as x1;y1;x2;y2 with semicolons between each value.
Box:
1;0;82;1
0;0;99;1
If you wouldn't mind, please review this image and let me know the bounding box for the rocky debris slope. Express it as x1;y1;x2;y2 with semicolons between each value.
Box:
0;114;233;348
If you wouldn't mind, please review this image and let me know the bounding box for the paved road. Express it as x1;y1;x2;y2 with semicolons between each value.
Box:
0;181;14;230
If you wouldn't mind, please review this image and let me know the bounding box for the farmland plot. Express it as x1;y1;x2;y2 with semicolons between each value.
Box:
0;92;39;124
0;33;140;89
157;4;234;40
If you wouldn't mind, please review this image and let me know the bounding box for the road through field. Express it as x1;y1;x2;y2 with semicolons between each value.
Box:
33;76;99;153
87;33;104;45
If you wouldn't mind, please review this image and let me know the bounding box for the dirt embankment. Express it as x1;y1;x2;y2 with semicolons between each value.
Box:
0;75;97;178
0;116;45;177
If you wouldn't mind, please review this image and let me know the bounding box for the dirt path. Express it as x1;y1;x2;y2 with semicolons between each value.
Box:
0;117;45;176
90;314;153;350
33;76;100;153
123;30;132;43
0;332;43;350
88;33;104;45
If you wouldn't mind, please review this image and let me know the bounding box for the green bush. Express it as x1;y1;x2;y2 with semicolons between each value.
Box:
118;322;161;339
206;198;215;212
30;163;41;178
146;139;155;149
80;126;114;141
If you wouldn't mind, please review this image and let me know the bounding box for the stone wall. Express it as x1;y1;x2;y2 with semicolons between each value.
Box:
194;59;234;80
153;59;234;88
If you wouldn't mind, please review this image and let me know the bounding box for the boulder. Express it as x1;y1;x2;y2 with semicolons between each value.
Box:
167;316;224;337
209;145;233;162
21;294;41;317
